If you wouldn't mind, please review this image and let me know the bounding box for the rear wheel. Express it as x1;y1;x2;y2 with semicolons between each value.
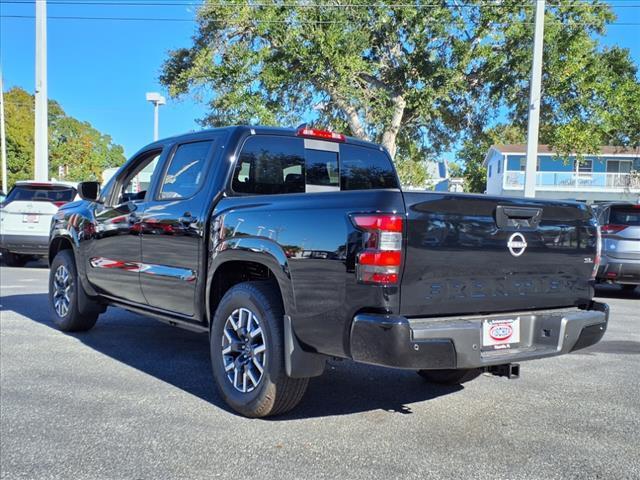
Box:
417;368;483;386
2;250;30;267
49;250;101;332
210;281;309;418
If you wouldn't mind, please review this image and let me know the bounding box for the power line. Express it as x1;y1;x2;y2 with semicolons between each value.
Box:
2;13;639;25
2;0;640;7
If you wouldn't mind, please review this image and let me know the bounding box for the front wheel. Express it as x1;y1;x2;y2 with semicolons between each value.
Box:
49;250;100;332
417;368;483;386
210;281;309;418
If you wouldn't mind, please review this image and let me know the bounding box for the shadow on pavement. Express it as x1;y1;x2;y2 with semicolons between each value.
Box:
1;292;461;419
594;284;639;299
0;256;49;269
572;340;640;356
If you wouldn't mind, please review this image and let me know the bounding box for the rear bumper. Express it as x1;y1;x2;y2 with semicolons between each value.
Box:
0;234;49;255
349;302;609;370
597;257;640;285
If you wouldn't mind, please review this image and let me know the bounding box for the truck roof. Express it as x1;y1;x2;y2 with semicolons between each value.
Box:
147;125;385;152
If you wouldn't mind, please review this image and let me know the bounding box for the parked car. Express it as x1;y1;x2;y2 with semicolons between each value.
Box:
48;126;608;417
593;202;640;292
0;180;77;266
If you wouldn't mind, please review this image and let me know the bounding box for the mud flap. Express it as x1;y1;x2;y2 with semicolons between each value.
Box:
284;315;326;378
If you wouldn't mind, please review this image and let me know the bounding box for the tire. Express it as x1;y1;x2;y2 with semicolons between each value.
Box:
49;250;100;332
621;284;637;293
417;368;483;386
2;250;30;267
210;281;309;418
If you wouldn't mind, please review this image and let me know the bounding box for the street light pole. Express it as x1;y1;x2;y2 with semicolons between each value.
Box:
34;0;48;181
146;92;166;141
153;102;159;141
524;0;545;198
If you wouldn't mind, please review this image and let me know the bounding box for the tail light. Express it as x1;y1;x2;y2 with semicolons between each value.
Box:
352;213;403;285
52;201;67;208
296;126;345;143
600;224;627;235
591;225;602;280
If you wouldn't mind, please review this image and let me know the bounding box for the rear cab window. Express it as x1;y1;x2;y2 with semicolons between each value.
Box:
4;185;77;204
340;144;398;190
231;135;398;195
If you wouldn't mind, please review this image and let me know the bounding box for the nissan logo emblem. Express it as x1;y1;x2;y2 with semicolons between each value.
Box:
507;232;527;257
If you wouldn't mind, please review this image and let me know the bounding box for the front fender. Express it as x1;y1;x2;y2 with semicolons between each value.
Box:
50;206;99;297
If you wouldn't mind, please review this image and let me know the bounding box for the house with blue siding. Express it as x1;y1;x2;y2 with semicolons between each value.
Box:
484;144;640;203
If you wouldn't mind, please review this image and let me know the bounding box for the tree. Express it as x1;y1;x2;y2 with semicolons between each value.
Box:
161;1;640;185
2;87;125;189
458;124;525;193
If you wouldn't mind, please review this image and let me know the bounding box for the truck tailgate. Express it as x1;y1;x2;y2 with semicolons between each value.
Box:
400;192;597;317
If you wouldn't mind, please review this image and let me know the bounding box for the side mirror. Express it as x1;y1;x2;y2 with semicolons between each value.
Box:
78;181;101;202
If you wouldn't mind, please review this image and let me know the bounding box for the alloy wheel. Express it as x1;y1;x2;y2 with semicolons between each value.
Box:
53;265;72;317
221;307;266;393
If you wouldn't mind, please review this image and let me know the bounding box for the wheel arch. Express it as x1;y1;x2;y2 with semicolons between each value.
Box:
206;245;326;379
48;235;74;266
206;247;295;329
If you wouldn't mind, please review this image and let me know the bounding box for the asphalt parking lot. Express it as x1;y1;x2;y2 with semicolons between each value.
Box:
1;260;638;480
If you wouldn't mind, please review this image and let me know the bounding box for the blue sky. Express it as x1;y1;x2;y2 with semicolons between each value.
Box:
1;1;639;158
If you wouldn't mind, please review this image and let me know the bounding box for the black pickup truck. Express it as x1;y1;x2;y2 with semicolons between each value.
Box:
48;126;609;417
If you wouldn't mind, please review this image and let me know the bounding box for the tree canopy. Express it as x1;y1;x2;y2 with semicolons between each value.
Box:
2;87;126;190
160;1;640;188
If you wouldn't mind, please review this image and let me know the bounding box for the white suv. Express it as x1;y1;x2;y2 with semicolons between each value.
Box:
0;181;78;267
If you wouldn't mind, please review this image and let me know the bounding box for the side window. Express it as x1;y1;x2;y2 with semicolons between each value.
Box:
232;136;305;195
159;141;212;200
116;150;162;204
340;144;399;190
305;149;339;192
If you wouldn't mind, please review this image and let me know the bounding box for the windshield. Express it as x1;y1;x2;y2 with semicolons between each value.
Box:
5;185;77;203
610;206;640;226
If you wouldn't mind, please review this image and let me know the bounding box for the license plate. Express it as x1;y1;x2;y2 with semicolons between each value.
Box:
23;214;39;223
482;318;520;350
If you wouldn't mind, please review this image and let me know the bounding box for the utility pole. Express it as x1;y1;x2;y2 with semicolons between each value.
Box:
146;92;166;141
34;0;48;181
0;68;7;193
524;0;545;198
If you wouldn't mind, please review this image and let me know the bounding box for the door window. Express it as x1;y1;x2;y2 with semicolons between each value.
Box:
158;141;212;200
607;160;632;173
116;151;162;204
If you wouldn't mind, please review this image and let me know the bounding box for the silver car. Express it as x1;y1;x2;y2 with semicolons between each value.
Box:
594;202;640;292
